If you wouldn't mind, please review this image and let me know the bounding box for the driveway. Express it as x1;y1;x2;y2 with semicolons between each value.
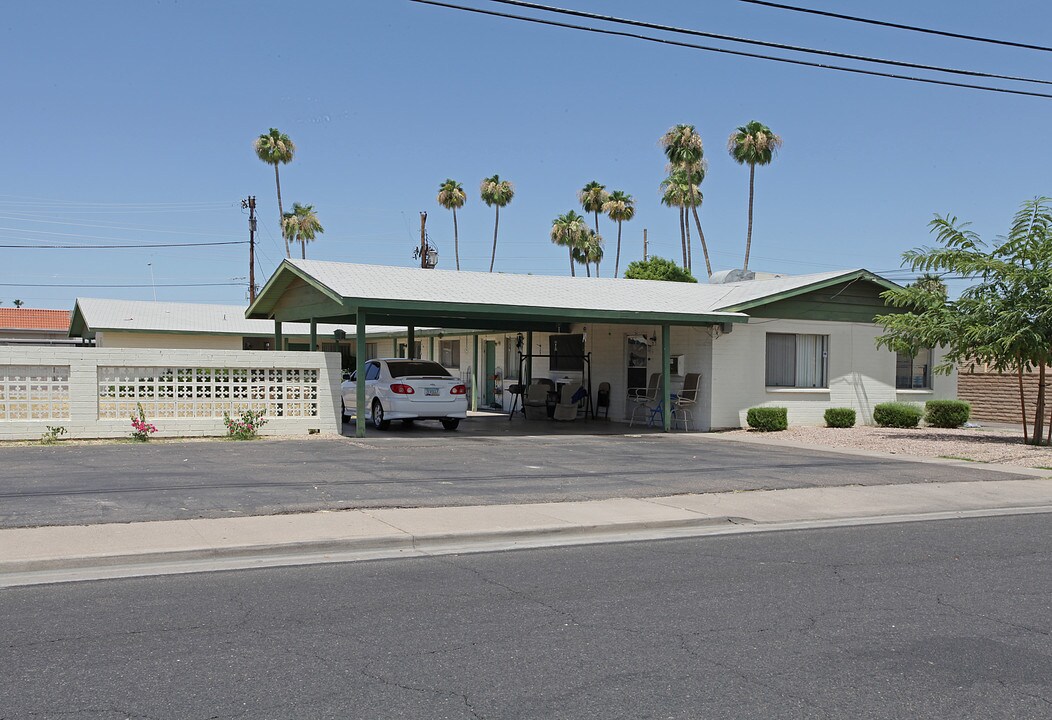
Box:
0;417;1024;528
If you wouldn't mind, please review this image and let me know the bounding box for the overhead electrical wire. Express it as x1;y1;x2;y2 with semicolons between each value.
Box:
0;282;243;288
0;241;247;249
737;0;1052;53
411;0;1052;99
482;0;1052;86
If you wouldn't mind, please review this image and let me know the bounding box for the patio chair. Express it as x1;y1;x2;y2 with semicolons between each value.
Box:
596;381;611;420
553;382;584;421
523;382;550;421
672;372;701;431
628;372;661;427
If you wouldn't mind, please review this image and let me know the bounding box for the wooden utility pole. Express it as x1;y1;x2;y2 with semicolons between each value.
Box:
419;212;428;268
643;228;648;262
242;196;257;302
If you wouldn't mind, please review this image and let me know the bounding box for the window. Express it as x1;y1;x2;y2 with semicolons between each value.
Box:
385;360;450;379
365;362;381;381
440;339;461;368
397;341;422;359
896;348;932;389
766;333;828;388
549;334;584;371
365;342;378;360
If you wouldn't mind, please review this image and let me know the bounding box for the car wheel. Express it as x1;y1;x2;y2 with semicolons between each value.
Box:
372;400;391;430
441;418;460;431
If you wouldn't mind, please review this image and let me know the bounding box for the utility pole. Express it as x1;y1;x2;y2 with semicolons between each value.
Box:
242;196;257;302
643;228;648;262
419;212;427;268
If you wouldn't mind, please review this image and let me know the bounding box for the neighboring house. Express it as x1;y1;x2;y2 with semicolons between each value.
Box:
67;298;436;369
245;260;957;430
0;308;76;346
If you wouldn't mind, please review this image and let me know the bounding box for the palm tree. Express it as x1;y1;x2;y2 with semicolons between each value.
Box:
660;124;712;278
437;179;467;271
602;190;635;278
254;128;296;257
480;175;514;272
281;202;324;259
580;230;604;277
578;181;610;236
728;120;782;272
550;210;589;277
660;174;688;268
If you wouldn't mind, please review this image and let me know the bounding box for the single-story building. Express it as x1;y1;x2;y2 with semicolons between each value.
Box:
245;259;956;436
0;308;77;346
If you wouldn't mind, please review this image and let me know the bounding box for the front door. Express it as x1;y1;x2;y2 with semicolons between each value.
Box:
626;335;649;414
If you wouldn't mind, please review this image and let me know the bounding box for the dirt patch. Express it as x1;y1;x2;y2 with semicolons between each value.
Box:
721;425;1052;469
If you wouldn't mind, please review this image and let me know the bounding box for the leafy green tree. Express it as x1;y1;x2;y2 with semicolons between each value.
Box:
623;256;697;283
480;174;514;272
661;124;711;278
550;210;589;276
281;202;324;259
876;197;1052;444
253;128;296;257
728;121;782;272
602;190;635;278
437;179;467;270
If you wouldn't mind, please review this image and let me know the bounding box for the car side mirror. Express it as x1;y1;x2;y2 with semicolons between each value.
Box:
342;372;351;381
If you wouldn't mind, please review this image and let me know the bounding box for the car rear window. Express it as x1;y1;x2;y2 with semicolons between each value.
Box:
386;360;452;378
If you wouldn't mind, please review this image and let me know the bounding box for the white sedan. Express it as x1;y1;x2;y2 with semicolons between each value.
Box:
341;358;468;431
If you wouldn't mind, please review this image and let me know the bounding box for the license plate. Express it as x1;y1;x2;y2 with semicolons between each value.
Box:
424;387;439;396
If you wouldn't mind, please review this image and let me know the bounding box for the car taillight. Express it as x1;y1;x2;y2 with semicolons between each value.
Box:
390;383;415;394
450;384;467;395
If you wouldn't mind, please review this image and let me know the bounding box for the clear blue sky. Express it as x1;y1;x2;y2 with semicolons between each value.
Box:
4;0;1051;309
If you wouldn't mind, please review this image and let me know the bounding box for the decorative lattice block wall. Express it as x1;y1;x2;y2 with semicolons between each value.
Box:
97;366;320;419
0;365;71;420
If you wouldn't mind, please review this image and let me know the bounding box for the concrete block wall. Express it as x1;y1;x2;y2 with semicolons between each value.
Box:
0;347;342;441
957;371;1036;423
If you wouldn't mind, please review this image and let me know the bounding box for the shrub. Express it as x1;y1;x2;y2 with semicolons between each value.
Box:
746;406;788;432
872;402;922;428
224;409;268;440
925;400;971;428
40;425;67;445
824;408;856;428
130;403;158;441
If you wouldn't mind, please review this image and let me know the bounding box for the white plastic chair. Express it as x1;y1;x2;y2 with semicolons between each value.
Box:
628;372;661;427
671;373;701;431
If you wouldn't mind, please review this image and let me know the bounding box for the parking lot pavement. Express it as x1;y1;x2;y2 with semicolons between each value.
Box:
0;415;1027;529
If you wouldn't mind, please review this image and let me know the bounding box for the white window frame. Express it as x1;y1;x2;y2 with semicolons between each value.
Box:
440;339;461;369
896;348;932;390
765;333;829;389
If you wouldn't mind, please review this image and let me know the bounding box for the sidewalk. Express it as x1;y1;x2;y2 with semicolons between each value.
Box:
3;477;1050;588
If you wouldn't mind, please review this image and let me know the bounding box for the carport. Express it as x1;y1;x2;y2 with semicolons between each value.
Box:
246;259;747;436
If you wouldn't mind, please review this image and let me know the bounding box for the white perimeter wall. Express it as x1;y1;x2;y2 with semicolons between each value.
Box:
710;318;957;429
0;346;342;440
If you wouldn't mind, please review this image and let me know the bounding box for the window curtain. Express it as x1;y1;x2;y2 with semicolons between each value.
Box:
796;335;827;388
765;334;796;387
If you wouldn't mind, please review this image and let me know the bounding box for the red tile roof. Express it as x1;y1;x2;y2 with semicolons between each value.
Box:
0;308;71;331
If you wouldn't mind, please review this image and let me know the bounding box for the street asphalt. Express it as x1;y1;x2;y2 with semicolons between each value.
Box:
2;514;1049;719
0;428;1024;528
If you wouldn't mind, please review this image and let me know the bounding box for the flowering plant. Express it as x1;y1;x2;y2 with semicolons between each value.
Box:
223;409;267;440
130;403;158;441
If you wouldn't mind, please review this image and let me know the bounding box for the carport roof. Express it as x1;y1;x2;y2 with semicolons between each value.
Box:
247;260;893;329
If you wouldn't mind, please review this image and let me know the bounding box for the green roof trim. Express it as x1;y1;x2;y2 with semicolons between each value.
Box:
714;270;901;313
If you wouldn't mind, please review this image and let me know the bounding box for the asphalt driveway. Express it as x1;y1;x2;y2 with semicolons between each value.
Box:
0;419;1024;528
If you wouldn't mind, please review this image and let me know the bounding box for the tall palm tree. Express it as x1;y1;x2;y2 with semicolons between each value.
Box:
660;174;688;268
281;202;324;259
578;181;610;237
550;210;589;277
480;175;514;272
253;128;296;258
660;124;712;278
728;120;782;272
602;190;635;278
580;229;604;277
436;179;467;271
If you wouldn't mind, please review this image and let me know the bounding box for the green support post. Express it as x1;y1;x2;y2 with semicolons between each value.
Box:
429;336;435;362
309;319;317;352
356;312;367;438
274;321;282;352
407;326;415;359
662;324;671;432
472;334;479;412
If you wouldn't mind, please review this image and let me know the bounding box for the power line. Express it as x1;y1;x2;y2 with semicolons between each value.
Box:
737;0;1052;53
0;241;247;249
0;282;243;288
412;0;1052;99
483;0;1052;86
0;214;243;238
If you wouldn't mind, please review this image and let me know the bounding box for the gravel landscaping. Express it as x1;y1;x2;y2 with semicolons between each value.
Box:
723;424;1052;469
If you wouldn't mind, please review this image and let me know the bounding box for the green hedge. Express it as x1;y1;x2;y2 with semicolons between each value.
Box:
746;406;788;432
925;400;971;428
873;402;923;428
824;407;856;428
